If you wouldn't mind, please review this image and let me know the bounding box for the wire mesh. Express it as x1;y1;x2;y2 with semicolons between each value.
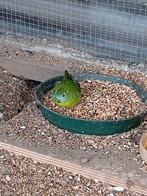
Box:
0;0;147;63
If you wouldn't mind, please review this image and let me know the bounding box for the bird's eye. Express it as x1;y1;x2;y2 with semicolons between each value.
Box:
62;93;66;97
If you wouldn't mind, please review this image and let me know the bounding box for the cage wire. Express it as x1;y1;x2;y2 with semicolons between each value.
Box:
0;0;147;63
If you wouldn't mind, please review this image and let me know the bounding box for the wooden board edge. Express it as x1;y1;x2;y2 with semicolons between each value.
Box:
0;142;147;195
0;57;63;82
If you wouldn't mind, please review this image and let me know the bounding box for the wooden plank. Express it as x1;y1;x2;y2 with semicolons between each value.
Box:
0;142;147;195
0;56;63;81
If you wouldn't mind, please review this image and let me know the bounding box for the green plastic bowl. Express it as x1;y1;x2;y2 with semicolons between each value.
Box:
36;73;147;136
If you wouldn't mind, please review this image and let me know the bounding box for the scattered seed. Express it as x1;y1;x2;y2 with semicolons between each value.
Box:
113;186;125;192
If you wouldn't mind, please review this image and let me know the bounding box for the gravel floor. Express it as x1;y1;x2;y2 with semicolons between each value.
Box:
1;65;146;169
0;54;147;195
2;103;147;172
0;66;38;123
0;149;141;196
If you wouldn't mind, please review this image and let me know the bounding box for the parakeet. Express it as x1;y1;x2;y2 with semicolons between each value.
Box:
52;70;81;108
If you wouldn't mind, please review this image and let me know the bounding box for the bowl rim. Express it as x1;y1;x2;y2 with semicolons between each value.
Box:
36;72;147;123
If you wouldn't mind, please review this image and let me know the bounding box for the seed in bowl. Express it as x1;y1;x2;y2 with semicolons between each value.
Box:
43;80;146;121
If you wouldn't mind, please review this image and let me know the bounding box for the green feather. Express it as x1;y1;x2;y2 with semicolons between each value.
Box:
52;70;81;108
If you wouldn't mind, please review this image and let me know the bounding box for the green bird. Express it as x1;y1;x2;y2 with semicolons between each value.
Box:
52;70;81;108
